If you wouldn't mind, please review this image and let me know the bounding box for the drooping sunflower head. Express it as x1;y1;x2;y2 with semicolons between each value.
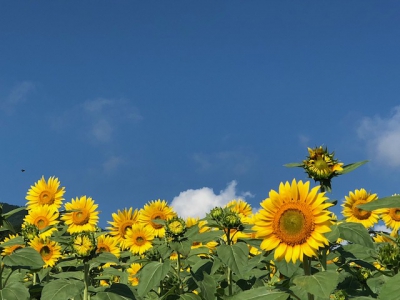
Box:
127;263;142;286
72;232;96;257
106;207;139;246
29;237;62;268
26;176;65;210
225;199;253;217
342;189;380;228
62;196;99;234
23;205;59;239
139;199;177;238
302;146;343;182
124;223;154;255
96;234;120;258
253;179;333;263
1;234;25;256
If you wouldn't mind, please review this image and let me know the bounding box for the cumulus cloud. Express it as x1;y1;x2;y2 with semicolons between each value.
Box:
170;180;253;219
357;106;400;167
193;150;256;175
1;81;35;114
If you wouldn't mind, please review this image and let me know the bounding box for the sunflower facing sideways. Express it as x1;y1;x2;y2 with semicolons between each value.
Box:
62;196;99;234
23;205;59;239
342;189;380;228
139;199;177;238
1;234;25;256
380;195;400;234
253;179;333;263
30;237;62;268
96;235;120;258
124;223;154;255
25;176;65;210
106;207;139;248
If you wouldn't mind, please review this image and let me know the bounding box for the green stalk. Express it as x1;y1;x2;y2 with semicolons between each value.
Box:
303;255;314;300
226;228;233;296
176;251;183;294
83;261;90;300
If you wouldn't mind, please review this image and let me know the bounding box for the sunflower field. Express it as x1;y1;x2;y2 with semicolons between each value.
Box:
1;146;400;300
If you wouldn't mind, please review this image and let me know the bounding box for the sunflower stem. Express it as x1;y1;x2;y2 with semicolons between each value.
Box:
303;255;314;300
320;247;328;271
83;260;90;300
176;251;183;294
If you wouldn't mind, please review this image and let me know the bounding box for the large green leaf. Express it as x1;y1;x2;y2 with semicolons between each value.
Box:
367;275;390;295
2;247;44;269
378;272;400;300
358;195;400;211
339;160;368;175
52;271;83;280
216;243;249;276
293;270;339;299
41;278;84;300
274;259;300;278
0;282;30;300
179;293;202;300
341;244;377;261
226;287;289;300
0;235;24;247
137;260;171;297
196;271;216;300
325;223;340;243
338;222;374;248
89;252;119;265
92;292;132;300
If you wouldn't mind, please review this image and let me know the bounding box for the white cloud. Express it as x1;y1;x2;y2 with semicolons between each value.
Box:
171;180;253;219
103;155;124;173
192;150;256;175
1;81;35;114
373;224;391;233
298;134;310;147
357;106;400;167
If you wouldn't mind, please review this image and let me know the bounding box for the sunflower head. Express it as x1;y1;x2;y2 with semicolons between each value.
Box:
96;235;120;258
72;232;96;257
253;179;333;263
29;237;62;268
62;196;99;234
127;263;142;286
165;217;186;240
26;176;65;210
106;207;139;245
302;146;343;189
23;205;59;239
225;199;253;217
1;234;25;256
124;223;154;255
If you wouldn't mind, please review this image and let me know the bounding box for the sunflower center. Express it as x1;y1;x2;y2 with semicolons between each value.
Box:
135;236;145;245
35;217;49;230
352;201;371;220
97;245;110;253
151;214;164;229
40;245;53;260
274;204;314;246
72;210;90;225
119;221;134;236
389;208;400;221
39;191;55;205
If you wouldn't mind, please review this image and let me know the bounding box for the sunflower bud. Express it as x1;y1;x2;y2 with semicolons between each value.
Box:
22;223;39;241
72;232;96;257
210;207;224;221
165;217;186;238
223;212;242;229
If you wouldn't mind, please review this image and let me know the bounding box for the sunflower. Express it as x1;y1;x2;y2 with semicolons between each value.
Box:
124;223;154;255
342;189;380;228
127;263;142;286
253;179;333;263
225;199;253;217
1;234;25;256
96;235;120;258
26;176;65;210
302;146;343;181
73;234;95;257
106;207;139;248
29;237;62;268
139;199;177;237
23;205;59;239
381;206;400;232
186;217;200;228
62;196;99;234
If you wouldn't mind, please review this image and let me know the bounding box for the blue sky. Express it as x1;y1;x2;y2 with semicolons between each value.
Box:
1;2;400;228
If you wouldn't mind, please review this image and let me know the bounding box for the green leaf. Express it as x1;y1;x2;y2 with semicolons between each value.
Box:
378;272;400;300
367;275;390;295
283;162;303;168
137;260;171;297
293;270;339;299
358;195;400;211
52;271;84;280
92;284;136;300
0;235;24;247
179;293;202;300
341;244;377;261
0;220;16;232
170;239;192;256
92;292;132;300
274;259;300;278
196;272;216;300
2;206;26;218
216;243;249;277
226;287;289;300
90;251;120;265
41;279;84;300
339;160;368;175
325;223;340;243
0;281;30;300
3;247;44;269
338;222;374;248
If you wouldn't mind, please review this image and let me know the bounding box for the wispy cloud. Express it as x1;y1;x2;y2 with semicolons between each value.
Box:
102;155;124;173
192;150;256;175
170;180;253;219
1;81;35;114
357;106;400;168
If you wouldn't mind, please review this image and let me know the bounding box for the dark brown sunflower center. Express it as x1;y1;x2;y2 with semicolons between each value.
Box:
389;208;400;221
35;217;48;230
40;245;53;260
352;201;371;220
274;204;314;246
39;191;55;205
120;221;134;236
151;214;164;229
97;245;110;253
72;210;90;225
135;236;145;245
